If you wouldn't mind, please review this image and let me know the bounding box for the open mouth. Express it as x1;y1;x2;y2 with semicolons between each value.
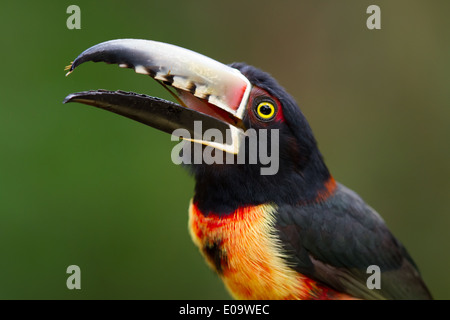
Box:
63;39;252;154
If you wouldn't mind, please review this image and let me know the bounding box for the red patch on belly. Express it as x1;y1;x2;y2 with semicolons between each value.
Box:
189;202;355;300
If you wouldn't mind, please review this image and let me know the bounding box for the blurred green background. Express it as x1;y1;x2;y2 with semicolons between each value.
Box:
0;1;448;299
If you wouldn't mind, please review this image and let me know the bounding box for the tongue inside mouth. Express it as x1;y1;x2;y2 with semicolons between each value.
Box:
177;90;245;130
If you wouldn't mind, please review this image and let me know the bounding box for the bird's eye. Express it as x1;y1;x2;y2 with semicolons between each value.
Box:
255;101;276;121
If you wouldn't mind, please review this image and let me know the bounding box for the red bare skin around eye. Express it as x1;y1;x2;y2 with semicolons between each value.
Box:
247;86;286;125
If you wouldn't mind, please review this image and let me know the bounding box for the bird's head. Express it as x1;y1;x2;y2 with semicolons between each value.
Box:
64;39;333;214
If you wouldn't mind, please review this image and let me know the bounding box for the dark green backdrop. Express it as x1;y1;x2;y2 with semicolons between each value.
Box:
0;1;448;299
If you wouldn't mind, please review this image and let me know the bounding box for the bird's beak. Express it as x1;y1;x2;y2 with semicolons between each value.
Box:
63;39;252;154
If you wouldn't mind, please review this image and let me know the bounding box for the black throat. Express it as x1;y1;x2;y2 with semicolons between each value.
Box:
188;126;331;216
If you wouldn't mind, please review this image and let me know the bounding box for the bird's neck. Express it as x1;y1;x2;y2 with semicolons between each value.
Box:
191;148;334;216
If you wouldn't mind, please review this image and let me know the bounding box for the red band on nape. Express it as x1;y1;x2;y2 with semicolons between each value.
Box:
315;176;337;203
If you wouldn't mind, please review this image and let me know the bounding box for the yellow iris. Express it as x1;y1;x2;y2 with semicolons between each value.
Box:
256;102;275;120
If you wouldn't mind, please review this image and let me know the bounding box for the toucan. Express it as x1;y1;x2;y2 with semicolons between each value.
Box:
64;39;432;300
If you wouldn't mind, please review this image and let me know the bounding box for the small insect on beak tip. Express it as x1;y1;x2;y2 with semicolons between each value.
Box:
64;62;74;76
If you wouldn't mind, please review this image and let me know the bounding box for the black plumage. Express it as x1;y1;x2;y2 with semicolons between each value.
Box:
191;63;432;299
277;183;431;299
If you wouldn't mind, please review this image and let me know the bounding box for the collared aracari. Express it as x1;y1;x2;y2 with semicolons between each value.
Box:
63;39;432;300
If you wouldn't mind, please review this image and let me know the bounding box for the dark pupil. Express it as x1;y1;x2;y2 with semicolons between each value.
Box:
260;104;272;115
